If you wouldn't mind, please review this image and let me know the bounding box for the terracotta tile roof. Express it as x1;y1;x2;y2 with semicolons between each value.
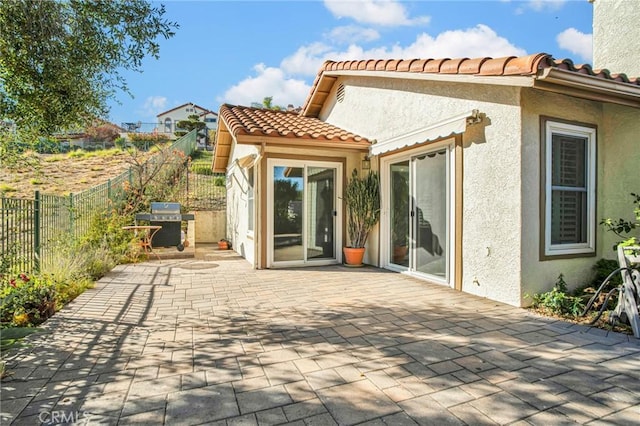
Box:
318;53;640;83
303;53;640;116
219;104;370;144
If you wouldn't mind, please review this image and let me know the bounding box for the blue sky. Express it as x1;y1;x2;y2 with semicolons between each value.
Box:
106;0;594;127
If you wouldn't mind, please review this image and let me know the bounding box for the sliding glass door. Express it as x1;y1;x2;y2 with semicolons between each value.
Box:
268;160;342;267
387;148;451;283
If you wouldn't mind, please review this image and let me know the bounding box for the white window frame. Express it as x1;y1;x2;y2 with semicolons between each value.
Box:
544;120;596;257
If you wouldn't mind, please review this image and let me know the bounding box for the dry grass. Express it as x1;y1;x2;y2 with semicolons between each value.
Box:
0;149;156;198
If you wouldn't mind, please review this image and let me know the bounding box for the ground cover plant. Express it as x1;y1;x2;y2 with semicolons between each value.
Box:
528;193;639;335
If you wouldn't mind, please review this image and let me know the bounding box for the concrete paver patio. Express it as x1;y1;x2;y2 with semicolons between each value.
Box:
1;252;639;425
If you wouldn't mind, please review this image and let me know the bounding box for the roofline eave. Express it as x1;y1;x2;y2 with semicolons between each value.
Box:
535;68;640;108
234;134;370;151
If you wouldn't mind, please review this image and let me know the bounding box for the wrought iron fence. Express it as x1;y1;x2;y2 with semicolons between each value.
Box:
1;130;225;275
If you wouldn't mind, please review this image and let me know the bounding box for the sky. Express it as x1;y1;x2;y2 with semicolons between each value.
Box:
106;0;594;127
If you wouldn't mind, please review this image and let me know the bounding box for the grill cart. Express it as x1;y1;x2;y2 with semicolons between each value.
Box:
135;202;195;251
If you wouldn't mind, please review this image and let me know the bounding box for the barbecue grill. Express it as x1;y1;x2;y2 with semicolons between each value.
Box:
135;202;195;251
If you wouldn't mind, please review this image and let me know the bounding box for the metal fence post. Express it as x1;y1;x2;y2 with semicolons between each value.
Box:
107;179;112;200
34;190;41;272
68;193;74;238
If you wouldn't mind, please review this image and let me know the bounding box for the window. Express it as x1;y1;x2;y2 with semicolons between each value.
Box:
164;118;172;133
247;167;255;232
543;119;596;257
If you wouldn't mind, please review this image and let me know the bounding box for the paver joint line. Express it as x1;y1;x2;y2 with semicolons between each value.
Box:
1;255;638;426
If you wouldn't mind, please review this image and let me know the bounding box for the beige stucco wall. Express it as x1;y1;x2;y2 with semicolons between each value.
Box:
592;0;640;77
598;103;640;256
321;76;526;306
520;90;603;301
193;211;226;243
520;90;640;303
226;143;260;265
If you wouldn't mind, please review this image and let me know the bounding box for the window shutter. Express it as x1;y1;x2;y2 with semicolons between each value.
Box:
550;134;588;245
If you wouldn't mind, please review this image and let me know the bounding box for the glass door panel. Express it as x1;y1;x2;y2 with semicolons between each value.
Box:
413;151;448;279
273;166;304;262
306;167;336;260
269;161;341;266
390;161;410;267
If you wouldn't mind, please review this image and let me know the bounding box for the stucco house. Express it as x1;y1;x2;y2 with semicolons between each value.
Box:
212;2;640;307
157;102;218;139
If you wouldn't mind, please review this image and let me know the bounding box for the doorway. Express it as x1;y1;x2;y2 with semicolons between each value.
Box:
267;159;342;267
385;146;453;285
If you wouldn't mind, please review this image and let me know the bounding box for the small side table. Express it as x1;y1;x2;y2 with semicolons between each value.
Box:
122;225;162;261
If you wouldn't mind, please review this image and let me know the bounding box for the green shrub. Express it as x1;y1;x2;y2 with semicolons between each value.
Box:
191;163;213;175
1;274;56;326
530;274;585;317
82;211;139;264
114;137;126;150
213;175;226;186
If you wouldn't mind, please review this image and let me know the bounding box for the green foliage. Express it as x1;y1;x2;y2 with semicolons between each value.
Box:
591;258;622;288
175;114;206;138
191;163;213;175
530;274;585;317
126;132;171;151
82;211;139;264
1;274;57;326
115;137;127;150
0;0;177;136
601;192;640;250
344;169;380;248
213;175;226;186
0;183;17;194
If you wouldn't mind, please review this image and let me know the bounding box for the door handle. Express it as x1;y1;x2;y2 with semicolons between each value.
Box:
332;210;337;217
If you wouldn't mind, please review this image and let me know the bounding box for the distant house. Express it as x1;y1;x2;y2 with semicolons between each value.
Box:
212;1;640;307
156;102;218;139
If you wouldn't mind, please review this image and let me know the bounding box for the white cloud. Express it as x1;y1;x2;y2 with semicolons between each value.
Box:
556;27;593;62
326;25;381;44
219;64;311;108
280;42;333;76
281;24;526;77
528;0;567;12
516;0;566;14
221;25;526;108
400;25;527;58
138;96;168;120
323;0;430;26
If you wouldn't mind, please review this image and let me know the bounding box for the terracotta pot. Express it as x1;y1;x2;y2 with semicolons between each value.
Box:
218;241;229;250
393;245;408;263
343;247;365;266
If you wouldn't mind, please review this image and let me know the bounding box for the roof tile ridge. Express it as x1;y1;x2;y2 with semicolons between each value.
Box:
504;53;553;75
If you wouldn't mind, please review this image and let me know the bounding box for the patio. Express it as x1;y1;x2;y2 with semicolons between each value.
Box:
1;249;639;425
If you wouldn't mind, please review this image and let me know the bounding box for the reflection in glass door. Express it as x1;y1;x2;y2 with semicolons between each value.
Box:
388;150;449;282
390;161;410;267
273;166;304;262
413;151;448;279
269;161;340;266
306;167;335;260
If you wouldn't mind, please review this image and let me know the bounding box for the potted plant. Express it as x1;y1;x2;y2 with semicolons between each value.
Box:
218;238;231;250
343;168;380;266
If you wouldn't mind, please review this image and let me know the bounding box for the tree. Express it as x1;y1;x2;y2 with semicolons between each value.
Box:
175;114;206;138
250;97;283;110
0;0;177;137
